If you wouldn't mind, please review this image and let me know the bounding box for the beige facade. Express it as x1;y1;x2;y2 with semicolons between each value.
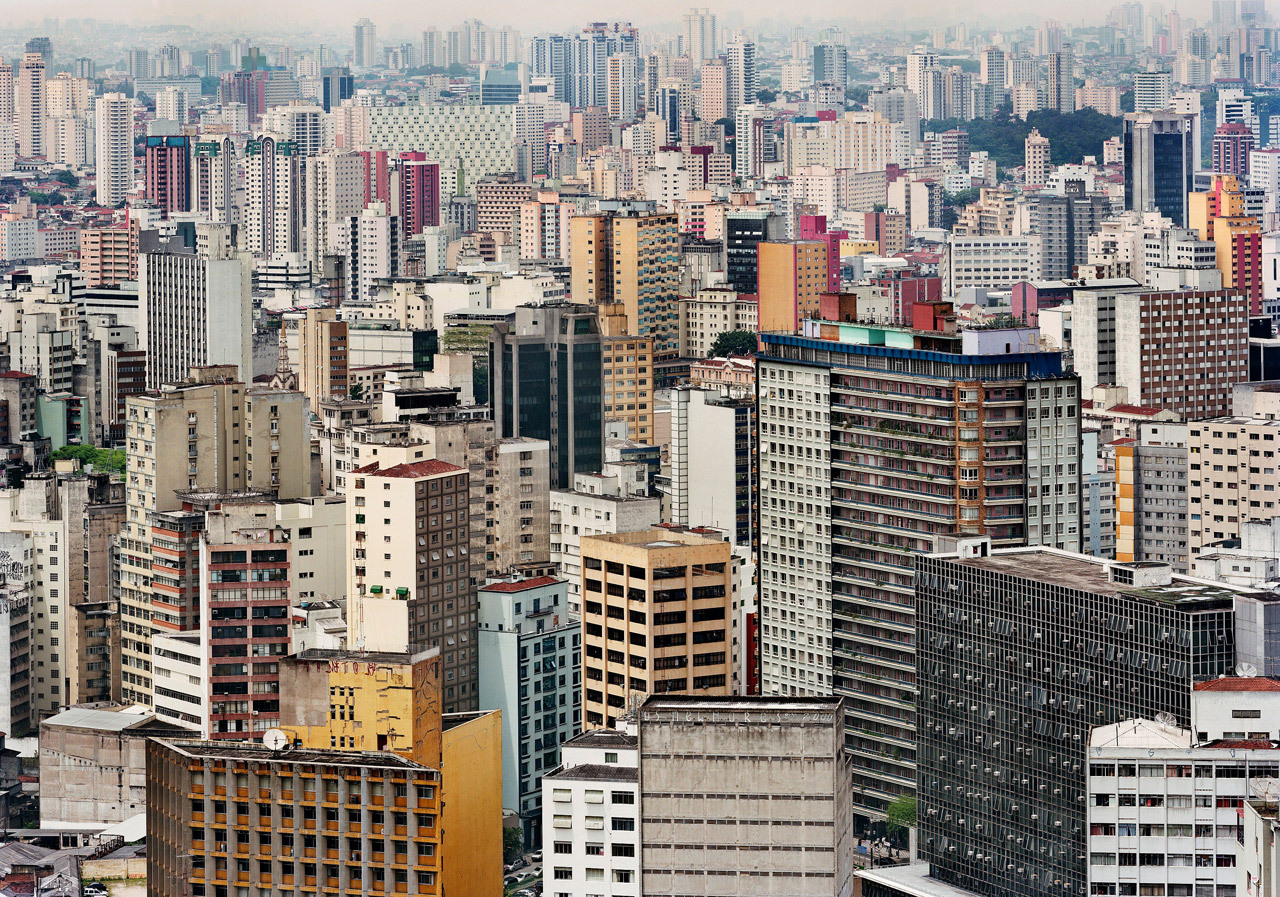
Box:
488;438;551;577
678;288;759;358
297;307;349;409
580;527;738;729
476;175;535;237
602;335;655;442
1188;417;1280;561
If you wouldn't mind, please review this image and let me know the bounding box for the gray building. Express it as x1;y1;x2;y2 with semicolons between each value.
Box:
1122;421;1190;571
1034;181;1110;280
637;695;855;897
916;541;1249;897
1123;111;1196;227
489;303;603;489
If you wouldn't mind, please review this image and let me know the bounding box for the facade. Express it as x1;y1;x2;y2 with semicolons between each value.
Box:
542;727;641;897
757;241;829;333
243;134;302;257
147;740;443;897
678;288;758;359
1188;417;1280;560
95;93;133;208
399;153;441;237
80;227;137;288
1113;422;1190;571
1213;122;1255;176
487;439;552;576
297;307;350;410
580;527;738;730
477;574;581;846
144;136;191;217
723;208;785;295
916;543;1246;897
669;386;756;551
600;335;654;443
1124;111;1196;227
489;303;603;490
364;105;515;193
637;696;855;897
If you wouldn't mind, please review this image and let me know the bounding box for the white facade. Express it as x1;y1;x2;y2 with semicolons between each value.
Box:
343;203;400;302
151;630;207;731
542;728;640;897
943;234;1043;295
304;150;366;268
0;217;37;261
95;93;133;207
757;359;833;696
155;87;188;125
366;105;515;194
678;289;758;358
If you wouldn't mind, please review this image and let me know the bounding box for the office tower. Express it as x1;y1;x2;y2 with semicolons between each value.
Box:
353;18;377;69
340;202;400;302
1214;121;1255;175
813;43;849;87
193;136;235;223
682;8;717;63
24;37;51;73
144;136;190;217
1114;421;1190;571
607;54;638;122
698;61;728;123
1134;68;1173;112
757;315;1081;819
16;53;45;158
725;41;757;112
346;458;477;712
756;240;828;332
303;149;364;268
243;134;302;256
398;153;441;237
296;307;349;408
1024;128;1051;188
542;727;640;893
126;48;149;81
1073;284;1248;420
1124;111;1196;227
723;208;785;292
579;528;738;729
94;93;133;207
916;543;1243;897
1218;88;1261;147
319;66;354;112
1035;181;1110;279
490;303;603;489
1188;417;1280;559
1046;45;1075;113
669;386;756;550
147;740;444;897
118;369;310;706
478;573;580;847
570;210;681;358
139;236;252;389
154;87;187;124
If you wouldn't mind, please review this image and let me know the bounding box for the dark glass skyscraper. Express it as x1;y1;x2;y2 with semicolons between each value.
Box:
1123;111;1196;227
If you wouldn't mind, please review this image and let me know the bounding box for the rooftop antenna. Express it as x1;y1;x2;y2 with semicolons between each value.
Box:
1155;711;1178;731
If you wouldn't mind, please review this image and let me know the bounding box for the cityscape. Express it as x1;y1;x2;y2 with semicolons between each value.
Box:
0;3;1279;897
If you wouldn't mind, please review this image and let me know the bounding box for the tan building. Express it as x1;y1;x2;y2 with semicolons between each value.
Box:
601;335;655;442
475;175;535;237
570;210;681;358
358;279;435;330
580;527;738;729
297;307;349;409
488;438;552;577
1188;417;1280;561
79;227;136;287
119;367;311;706
347;458;477;713
756;240;828;333
698;61;728;124
678;288;758;358
17;53;45;158
1025;127;1051;188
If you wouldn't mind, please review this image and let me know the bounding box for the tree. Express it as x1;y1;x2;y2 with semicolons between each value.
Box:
348;383;365;400
502;826;523;864
886;795;916;839
53;170;77;188
708;330;758;358
50;444;127;474
756;88;777;104
714;117;735;136
201;75;221;96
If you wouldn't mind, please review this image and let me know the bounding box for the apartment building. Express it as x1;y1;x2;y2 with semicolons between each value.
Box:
757;241;828;333
601;335;654;443
475;175;535;237
678;288;758;359
1188;417;1280;560
757;310;1082;821
297;307;350;411
79;228;136;288
580;527;738;729
1114;422;1190;571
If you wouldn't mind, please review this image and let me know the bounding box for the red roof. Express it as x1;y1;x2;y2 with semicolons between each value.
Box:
1108;403;1165;416
354;459;463;478
1205;739;1280;750
0;371;33;379
1195;677;1280;692
481;575;562;593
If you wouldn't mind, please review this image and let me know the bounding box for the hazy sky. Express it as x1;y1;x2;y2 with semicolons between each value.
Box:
10;0;1217;37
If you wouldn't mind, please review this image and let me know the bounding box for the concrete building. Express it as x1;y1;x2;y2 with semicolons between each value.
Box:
346;457;477;713
678;289;758;359
550;468;662;618
79;228;137;288
242;134;302;257
297;307;350;410
477;574;580;846
1124;111;1196;227
669;386;756;550
95;93;134;208
16;53;45;159
1113;422;1190;571
757;241;828;333
943;234;1043;293
487;439;552;576
600;334;654;443
637;695;855;897
1188;417;1280;560
580;527;739;729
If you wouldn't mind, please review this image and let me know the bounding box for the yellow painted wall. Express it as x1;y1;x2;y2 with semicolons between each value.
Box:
441;710;504;897
1114;444;1135;562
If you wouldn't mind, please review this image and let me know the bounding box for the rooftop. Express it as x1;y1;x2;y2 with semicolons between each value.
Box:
543;763;638;783
40;703;155;733
353;459;464;478
1090;718;1192;750
640;695;843;713
1195;676;1280;692
857;863;984;897
157;739;433;770
480;575;563;593
562;729;638;750
291;648;437;666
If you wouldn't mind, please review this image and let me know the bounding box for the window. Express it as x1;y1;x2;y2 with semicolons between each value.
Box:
552;868;572;881
611;818;635;832
611;843;635;857
585;843;603;857
611;791;634;805
553;842;571;855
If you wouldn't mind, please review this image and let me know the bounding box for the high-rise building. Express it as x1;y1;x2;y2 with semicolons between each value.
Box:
320;66;354;112
1188;416;1280;560
490;303;603;489
243;134;302;256
579;527;738;729
193;137;236;224
1124;111;1196;227
600;334;655;443
1134;68;1174;112
1034;181;1110;279
340;202;400;302
813;43;849;87
398;153;441;237
303;149;365;268
723;208;785;292
475;175;535;237
1189;173;1263;314
697;60;728;123
139;235;253;389
352;18;377;69
682;8;717;63
1024;128;1051;188
94;92;133;207
1046;44;1075;113
725;41;757;113
915;542;1244;897
637;696;855;897
1113;420;1189;571
16;53;45;158
346;457;478;713
669;386;757;551
144;136;190;217
757;311;1082;820
296;307;349;409
24;37;52;73
1213;121;1255;176
756;240;828;332
606;54;638;122
154;87;187;124
570;210;681;358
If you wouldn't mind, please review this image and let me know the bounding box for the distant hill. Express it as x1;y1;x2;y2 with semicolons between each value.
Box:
923;108;1123;173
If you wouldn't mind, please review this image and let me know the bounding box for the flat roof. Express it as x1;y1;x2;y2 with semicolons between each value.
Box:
41;704;154;732
543;764;639;783
640;695;843;712
291;648;436;666
857;863;985;897
562;729;638;750
156;740;432;771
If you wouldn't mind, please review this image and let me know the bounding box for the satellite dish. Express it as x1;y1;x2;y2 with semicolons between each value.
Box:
262;728;289;751
1237;662;1259;678
1155;712;1177;731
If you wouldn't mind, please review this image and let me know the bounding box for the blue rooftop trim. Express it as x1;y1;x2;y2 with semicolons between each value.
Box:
758;332;1066;379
